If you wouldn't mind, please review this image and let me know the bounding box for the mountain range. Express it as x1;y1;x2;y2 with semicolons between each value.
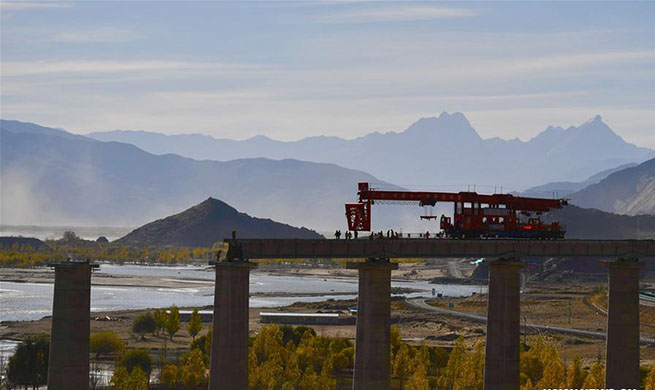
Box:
1;119;412;230
117;198;322;247
2;116;654;236
88;112;653;190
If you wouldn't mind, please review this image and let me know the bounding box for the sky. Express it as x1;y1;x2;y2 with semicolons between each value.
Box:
1;1;654;147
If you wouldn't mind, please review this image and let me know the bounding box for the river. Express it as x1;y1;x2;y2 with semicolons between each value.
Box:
1;264;484;322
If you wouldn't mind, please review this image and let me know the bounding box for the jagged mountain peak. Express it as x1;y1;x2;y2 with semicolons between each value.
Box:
530;115;623;148
586;114;603;124
438;111;468;122
578;114;610;130
404;112;481;141
563;115;625;145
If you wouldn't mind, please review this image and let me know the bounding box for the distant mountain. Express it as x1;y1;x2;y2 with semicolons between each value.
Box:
544;205;655;239
0;236;49;250
88;113;653;189
519;162;638;198
117;198;322;247
568;158;655;215
1;120;411;231
1;119;85;140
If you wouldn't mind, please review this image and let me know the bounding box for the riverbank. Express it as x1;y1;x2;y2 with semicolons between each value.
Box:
4;282;655;367
0;259;469;287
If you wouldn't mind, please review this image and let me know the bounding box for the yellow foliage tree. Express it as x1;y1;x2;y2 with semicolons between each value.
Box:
393;343;413;389
405;364;429;390
180;348;207;389
536;356;566;389
645;367;655;390
463;339;485;390
110;366;148;390
581;360;605;388
391;325;402;356
442;337;468;389
160;364;178;389
565;355;587;389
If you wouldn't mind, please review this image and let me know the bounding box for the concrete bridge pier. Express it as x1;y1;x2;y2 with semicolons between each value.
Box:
483;258;523;390
347;259;398;390
602;259;644;389
47;261;98;390
208;260;257;390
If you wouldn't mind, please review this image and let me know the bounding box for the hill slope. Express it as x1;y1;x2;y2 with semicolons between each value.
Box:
519;163;637;198
117;198;322;247
88;113;653;189
544;205;655;239
1;120;408;231
569;158;655;215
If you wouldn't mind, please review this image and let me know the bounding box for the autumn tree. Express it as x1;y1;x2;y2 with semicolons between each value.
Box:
390;325;402;356
180;348;207;389
581;360;605;388
464;339;485;389
187;308;202;341
153;309;167;336
393;343;413;389
566;355;587;389
110;366;148;390
441;337;468;389
405;364;429;390
645;367;655;390
166;306;181;340
535;347;565;389
160;364;178;390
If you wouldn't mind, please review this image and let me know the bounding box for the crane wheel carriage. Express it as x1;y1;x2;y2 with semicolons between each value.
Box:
345;182;568;239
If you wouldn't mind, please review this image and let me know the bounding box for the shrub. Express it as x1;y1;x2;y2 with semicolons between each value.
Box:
132;312;157;339
7;333;49;388
90;330;125;359
121;348;153;375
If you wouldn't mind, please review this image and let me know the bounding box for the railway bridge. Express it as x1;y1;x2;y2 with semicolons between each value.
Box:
47;238;655;390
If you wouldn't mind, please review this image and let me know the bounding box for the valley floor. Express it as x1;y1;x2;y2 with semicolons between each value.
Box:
2;266;655;367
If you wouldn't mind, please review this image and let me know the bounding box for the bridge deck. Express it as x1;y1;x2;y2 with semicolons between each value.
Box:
227;239;655;259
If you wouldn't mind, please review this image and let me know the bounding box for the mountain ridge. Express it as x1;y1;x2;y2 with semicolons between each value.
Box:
86;112;653;189
1;120;410;230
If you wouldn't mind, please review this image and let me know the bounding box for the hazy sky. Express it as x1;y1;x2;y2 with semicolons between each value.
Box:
2;1;654;147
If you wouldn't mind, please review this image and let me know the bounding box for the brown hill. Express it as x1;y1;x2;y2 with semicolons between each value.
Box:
117;198;323;247
0;236;49;251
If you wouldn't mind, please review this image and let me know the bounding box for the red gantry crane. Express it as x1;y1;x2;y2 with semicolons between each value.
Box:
345;183;568;239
